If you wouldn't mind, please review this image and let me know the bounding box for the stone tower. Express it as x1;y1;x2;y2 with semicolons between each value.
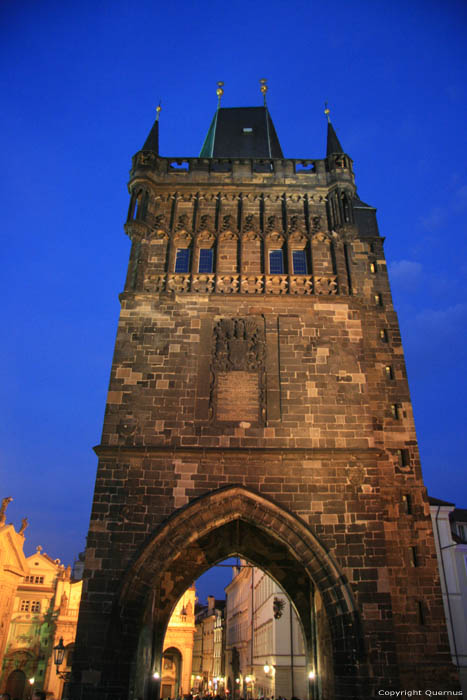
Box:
72;95;459;700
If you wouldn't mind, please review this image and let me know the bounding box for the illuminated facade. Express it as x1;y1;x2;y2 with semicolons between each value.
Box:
225;564;306;699
0;498;28;675
0;547;82;700
161;586;196;699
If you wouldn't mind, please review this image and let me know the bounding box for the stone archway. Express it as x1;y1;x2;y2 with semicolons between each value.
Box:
112;485;365;700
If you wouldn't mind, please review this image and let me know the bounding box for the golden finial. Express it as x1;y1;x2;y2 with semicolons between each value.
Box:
260;78;268;105
156;101;162;122
324;101;331;123
216;81;224;107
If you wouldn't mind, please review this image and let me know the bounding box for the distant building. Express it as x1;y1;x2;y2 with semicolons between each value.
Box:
161;585;196;699
225;563;306;700
0;545;82;700
192;596;225;696
0;498;28;674
430;497;467;695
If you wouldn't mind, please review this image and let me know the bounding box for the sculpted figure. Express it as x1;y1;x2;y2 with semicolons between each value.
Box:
0;496;13;526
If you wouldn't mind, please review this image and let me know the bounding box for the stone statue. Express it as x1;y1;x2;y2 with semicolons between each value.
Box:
0;496;13;526
19;517;28;535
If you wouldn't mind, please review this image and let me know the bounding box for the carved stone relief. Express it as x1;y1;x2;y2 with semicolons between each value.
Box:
211;317;265;423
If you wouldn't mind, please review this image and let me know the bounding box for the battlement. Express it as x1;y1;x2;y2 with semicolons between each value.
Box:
130;152;354;186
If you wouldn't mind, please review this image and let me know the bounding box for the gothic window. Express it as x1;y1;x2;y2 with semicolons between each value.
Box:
198;248;214;273
292;249;308;275
174;248;191;273
128;189;149;222
269;249;284;274
342;192;352;223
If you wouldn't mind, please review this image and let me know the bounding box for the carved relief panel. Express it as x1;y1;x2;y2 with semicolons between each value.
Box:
210;317;265;424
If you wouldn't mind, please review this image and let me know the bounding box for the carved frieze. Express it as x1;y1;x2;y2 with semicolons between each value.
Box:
221;214;234;231
175;214;190;232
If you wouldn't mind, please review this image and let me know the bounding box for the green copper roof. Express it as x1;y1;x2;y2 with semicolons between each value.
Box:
199;111;219;157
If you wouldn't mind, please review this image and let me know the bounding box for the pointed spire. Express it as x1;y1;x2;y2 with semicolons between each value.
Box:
216;81;224;109
324;102;345;156
142;102;161;153
259;78;268;106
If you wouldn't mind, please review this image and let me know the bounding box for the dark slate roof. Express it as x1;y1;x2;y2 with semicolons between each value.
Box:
352;196;376;210
326;120;344;156
428;496;456;507
200;107;283;158
352;195;380;238
142;118;159;153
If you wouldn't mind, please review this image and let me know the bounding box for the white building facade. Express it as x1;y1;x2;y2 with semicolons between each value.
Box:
225;563;306;700
429;497;467;695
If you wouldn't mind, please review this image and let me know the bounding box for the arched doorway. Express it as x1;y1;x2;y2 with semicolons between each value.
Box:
6;669;26;699
114;486;365;700
161;647;181;700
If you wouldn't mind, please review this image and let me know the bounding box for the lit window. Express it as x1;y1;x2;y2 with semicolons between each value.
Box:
391;404;400;419
402;494;412;514
380;329;389;343
385;365;394;380
375;293;383;306
269;250;284;274
174;248;190;273
292;250;307;275
198;249;214;273
370;262;377;274
243;127;253;133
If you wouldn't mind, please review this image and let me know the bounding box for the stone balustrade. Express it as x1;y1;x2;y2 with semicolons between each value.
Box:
145;273;338;295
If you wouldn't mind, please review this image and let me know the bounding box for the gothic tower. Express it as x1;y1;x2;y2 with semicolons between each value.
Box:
72;91;459;700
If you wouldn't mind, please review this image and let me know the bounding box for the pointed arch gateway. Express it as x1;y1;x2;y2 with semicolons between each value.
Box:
116;485;365;700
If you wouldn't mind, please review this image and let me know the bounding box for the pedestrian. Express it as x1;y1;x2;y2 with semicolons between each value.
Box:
32;692;47;700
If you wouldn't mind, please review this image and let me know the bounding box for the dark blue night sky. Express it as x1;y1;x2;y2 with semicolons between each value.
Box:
1;0;466;602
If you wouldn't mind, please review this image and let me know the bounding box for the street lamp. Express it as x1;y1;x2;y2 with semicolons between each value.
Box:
53;638;70;680
308;671;316;680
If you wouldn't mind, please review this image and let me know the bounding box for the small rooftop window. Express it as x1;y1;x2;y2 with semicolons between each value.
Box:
242;127;253;133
